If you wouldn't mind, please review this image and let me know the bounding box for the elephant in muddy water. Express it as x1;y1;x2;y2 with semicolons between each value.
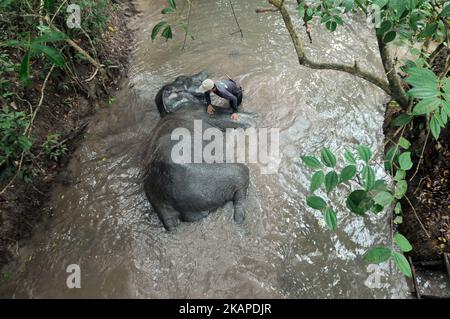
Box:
143;72;253;231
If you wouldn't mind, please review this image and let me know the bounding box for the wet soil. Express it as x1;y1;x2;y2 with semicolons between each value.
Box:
0;0;138;271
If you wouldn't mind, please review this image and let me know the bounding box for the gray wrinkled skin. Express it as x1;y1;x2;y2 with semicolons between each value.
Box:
143;72;252;231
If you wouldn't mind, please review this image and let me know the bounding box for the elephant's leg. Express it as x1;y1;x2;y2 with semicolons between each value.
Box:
181;210;209;222
233;187;247;224
154;204;181;231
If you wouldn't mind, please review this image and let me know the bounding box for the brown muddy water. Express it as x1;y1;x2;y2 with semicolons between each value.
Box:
0;0;410;298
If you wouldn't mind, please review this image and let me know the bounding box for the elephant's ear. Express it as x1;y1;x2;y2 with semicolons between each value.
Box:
155;86;169;116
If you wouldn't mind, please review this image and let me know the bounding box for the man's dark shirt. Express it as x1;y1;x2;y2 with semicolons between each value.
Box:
205;80;241;112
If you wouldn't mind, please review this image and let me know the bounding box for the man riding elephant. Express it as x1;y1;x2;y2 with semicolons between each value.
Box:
143;72;251;231
197;77;243;121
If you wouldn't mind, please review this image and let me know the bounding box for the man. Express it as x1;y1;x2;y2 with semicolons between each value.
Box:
197;78;243;121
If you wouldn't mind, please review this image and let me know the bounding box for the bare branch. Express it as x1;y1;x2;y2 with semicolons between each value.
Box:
268;0;393;97
255;7;278;13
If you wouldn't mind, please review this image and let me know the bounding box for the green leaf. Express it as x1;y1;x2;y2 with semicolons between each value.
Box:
393;252;412;278
412;98;441;115
394;215;403;224
373;179;388;192
32;31;67;44
377;20;392;35
362;165;375;191
394;233;413;252
325;20;337;32
371;204;384;214
395;202;402;215
405;67;438;87
324;207;337;230
394;169;406;181
162;7;174;14
343;0;354;12
418;23;438;39
167;0;176;9
407;85;440;99
310;171;325;193
372;0;388;9
398;137;411;150
306;196;327;210
390;0;406;18
340;165;356;182
398;152;413;170
383;31;397;43
373;191;394;207
364;246;392;264
151;21;167;41
343;148;356;164
440;3;450;17
346;190;373;215
161;25;173;41
394;180;408;199
321;147;336;167
43;0;54;11
31;45;65;66
325;171;339;194
430;114;441;140
392;114;413;127
301;156;322;170
19;50;31;86
18;135;32;151
358;144;372;163
440;108;448;125
297;3;305;17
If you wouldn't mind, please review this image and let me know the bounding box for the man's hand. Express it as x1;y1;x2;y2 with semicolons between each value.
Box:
207;105;215;115
231;113;240;121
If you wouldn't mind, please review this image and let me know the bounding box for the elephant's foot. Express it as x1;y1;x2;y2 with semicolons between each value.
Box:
155;205;181;231
233;188;247;224
234;205;245;224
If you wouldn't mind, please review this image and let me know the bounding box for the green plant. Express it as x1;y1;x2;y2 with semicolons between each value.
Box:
151;0;193;42
42;133;67;161
403;67;450;140
0;107;32;181
0;53;17;102
6;29;67;85
301;144;414;277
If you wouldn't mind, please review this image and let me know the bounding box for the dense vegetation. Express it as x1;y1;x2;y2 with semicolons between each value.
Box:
0;0;113;190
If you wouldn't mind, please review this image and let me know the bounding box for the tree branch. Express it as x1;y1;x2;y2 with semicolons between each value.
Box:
268;0;393;97
255;7;278;13
376;35;410;108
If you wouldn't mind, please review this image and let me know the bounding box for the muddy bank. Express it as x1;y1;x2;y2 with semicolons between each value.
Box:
0;0;138;271
383;48;450;263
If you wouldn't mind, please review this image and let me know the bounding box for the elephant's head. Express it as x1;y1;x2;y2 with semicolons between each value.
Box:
155;72;208;116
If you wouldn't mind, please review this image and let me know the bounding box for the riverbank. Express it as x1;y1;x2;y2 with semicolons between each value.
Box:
383;47;450;292
0;0;138;272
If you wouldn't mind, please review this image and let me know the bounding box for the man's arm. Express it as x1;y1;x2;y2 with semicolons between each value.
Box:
205;92;211;106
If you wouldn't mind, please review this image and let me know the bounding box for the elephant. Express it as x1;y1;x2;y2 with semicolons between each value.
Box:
143;72;253;231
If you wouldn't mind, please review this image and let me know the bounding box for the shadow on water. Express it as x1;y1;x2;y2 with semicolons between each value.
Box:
0;0;409;298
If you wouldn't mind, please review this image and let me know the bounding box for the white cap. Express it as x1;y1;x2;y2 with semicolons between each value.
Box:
197;79;214;93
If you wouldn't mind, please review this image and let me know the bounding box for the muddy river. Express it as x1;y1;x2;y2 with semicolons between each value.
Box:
0;0;409;298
